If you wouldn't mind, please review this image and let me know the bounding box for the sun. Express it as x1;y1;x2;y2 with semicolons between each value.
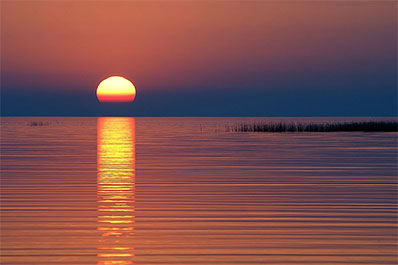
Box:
96;76;136;103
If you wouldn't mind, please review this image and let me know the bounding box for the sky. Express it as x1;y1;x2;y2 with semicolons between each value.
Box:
1;1;397;116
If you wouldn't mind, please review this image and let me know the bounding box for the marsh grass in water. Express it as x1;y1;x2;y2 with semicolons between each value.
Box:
27;121;51;126
227;121;398;132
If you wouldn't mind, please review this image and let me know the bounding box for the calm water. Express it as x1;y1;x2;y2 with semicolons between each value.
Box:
1;117;397;265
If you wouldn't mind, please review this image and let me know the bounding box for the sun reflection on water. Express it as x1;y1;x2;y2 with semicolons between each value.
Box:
97;117;135;265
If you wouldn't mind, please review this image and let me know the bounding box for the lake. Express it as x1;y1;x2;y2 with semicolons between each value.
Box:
1;117;397;265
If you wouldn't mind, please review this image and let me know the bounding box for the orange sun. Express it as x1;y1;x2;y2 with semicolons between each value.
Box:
96;76;136;103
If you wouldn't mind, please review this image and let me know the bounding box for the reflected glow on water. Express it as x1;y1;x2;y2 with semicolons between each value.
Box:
97;118;135;265
0;117;397;265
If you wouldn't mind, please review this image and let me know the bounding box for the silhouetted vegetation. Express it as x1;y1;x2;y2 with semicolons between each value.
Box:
27;121;50;126
227;121;398;133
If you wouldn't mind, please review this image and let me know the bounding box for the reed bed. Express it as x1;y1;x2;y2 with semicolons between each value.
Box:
27;121;51;126
227;121;398;133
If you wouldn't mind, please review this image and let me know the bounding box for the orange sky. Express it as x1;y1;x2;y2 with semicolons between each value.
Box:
2;1;396;93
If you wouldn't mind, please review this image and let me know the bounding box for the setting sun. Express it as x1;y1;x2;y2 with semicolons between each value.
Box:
96;76;136;103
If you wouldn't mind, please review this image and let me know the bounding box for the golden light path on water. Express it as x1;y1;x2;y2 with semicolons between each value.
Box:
0;117;397;265
97;117;135;265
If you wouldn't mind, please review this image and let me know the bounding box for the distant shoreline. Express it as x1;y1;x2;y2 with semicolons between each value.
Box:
1;116;398;119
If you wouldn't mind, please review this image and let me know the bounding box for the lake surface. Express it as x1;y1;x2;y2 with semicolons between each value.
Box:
1;117;397;265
